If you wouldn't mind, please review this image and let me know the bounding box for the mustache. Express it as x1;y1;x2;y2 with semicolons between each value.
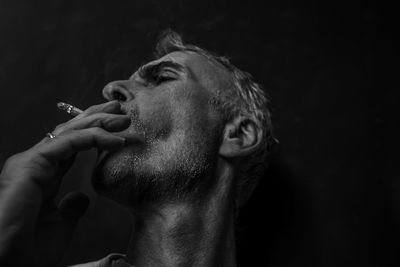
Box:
120;106;172;144
110;108;147;145
127;108;152;142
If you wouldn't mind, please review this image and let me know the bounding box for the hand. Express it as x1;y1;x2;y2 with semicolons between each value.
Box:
0;100;129;267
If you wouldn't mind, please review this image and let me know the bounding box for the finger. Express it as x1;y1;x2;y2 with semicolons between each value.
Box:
58;191;90;224
33;101;124;148
72;100;122;121
53;113;130;136
35;128;125;161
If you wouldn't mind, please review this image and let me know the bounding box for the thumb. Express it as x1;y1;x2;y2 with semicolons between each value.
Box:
58;191;90;225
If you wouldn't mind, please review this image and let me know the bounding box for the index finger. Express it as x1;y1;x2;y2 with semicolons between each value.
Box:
34;128;125;161
71;100;122;121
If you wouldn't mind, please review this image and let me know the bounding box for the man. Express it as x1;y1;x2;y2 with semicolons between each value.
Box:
0;30;275;267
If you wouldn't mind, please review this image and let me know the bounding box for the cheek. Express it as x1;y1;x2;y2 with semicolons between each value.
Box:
172;88;213;134
132;94;174;140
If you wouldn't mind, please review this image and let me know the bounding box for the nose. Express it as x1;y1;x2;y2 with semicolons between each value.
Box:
102;80;135;102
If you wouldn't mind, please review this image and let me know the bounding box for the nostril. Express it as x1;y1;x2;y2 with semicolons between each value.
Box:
112;91;127;102
103;80;133;102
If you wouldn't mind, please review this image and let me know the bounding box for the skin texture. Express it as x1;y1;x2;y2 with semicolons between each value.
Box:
0;101;129;266
0;51;261;267
95;51;230;206
98;51;239;266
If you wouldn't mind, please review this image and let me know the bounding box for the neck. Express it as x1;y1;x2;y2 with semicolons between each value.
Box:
125;159;237;267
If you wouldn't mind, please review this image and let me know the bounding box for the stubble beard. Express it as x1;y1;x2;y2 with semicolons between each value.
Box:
92;132;219;209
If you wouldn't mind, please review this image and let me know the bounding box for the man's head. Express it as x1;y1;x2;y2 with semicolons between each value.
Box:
93;30;275;211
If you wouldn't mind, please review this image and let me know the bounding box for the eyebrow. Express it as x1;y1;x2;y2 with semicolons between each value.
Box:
136;60;185;80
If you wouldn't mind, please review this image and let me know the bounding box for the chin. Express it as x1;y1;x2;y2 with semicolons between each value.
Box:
90;139;216;208
91;147;140;200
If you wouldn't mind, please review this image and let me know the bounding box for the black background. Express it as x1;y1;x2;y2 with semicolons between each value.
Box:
0;1;399;266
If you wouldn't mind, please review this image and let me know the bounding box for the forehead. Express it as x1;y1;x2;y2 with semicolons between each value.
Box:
151;51;233;92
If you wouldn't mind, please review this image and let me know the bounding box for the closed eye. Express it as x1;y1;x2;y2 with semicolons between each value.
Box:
155;73;176;84
137;61;183;86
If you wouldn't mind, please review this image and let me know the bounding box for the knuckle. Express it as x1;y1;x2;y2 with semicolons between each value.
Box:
56;128;72;136
85;102;108;114
87;127;103;135
54;123;65;131
91;113;105;122
85;105;98;113
3;151;36;168
5;153;23;164
88;113;110;127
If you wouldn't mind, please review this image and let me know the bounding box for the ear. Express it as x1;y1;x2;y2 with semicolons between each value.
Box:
219;116;263;159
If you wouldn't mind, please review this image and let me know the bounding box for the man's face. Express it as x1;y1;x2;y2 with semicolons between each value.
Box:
93;51;232;207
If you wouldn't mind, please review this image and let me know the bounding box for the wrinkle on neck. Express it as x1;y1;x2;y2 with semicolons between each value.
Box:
125;158;237;267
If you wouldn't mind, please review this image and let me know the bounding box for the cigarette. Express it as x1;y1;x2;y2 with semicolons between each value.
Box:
57;102;83;117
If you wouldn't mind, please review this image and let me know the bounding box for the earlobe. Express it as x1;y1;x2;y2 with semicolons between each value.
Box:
218;116;262;159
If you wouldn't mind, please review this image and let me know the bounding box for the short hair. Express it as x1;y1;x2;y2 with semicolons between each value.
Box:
154;30;276;209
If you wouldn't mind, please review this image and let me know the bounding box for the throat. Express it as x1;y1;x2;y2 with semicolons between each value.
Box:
125;186;237;267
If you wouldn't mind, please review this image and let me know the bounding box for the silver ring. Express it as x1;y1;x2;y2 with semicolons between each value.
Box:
46;132;56;139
